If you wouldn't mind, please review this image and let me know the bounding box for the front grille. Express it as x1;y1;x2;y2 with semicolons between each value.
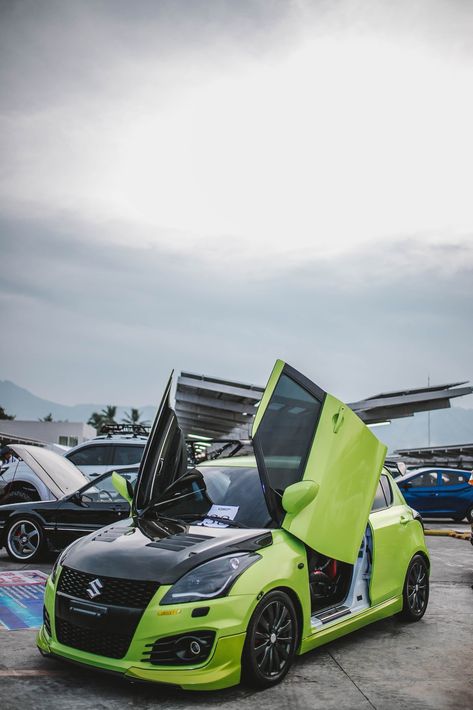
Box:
58;566;159;608
142;631;216;666
56;618;132;659
43;606;51;637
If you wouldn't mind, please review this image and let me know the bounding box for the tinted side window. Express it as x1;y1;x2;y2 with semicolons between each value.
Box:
81;472;135;503
113;445;145;466
67;446;111;467
371;482;387;511
255;373;322;492
380;475;393;506
410;472;438;487
440;471;470;485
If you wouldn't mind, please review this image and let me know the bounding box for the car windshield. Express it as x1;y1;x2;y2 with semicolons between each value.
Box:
149;465;271;529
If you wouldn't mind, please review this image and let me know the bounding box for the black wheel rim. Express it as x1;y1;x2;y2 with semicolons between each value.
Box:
407;561;428;615
8;520;40;559
253;600;294;679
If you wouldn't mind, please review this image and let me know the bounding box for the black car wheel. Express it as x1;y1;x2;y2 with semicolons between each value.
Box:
242;590;298;688
465;506;473;524
6;517;45;562
399;554;429;622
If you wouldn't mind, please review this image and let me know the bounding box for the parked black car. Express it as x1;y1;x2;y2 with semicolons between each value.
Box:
0;445;138;562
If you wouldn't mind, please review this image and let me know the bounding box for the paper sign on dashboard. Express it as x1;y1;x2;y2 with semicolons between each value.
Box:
201;504;239;527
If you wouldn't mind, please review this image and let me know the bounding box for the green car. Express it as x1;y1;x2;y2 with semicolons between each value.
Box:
38;360;430;690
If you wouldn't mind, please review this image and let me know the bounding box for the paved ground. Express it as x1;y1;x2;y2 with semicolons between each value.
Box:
0;520;471;710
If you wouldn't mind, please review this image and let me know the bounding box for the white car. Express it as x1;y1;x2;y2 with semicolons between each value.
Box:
64;425;148;478
0;426;148;503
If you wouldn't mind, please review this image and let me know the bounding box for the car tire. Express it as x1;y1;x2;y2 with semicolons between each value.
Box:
242;590;298;688
465;506;473;524
2;489;38;504
398;554;429;622
5;517;45;562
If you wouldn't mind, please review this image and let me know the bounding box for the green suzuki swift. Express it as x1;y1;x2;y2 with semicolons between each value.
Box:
38;360;429;690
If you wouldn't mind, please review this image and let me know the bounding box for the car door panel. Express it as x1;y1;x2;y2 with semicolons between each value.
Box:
53;487;130;548
252;360;387;564
369;504;414;604
399;472;440;514
134;373;186;512
436;471;472;517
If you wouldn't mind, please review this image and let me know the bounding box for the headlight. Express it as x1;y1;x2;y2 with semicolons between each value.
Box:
160;553;260;605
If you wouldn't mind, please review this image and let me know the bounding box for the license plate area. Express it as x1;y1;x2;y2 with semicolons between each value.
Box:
56;592;142;634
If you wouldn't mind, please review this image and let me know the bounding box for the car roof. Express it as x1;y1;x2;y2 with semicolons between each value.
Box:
197;456;396;476
198;455;257;468
67;436;147;452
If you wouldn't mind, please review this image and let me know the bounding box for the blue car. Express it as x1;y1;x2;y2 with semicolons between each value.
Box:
397;468;473;522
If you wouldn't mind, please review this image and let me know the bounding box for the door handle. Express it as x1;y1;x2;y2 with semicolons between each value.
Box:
333;406;345;434
400;515;410;525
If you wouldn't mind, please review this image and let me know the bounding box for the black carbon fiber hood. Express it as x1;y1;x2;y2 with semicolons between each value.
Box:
61;517;272;584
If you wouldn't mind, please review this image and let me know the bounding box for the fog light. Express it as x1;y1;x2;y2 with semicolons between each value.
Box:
190;640;201;655
142;631;215;666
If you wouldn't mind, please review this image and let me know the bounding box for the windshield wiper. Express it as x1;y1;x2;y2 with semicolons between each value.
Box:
178;514;247;528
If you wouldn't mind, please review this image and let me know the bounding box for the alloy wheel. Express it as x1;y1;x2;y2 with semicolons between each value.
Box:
7;520;41;560
253;599;294;680
406;560;428;616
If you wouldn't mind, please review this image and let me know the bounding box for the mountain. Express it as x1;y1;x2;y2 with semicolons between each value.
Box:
0;380;157;425
1;379;472;452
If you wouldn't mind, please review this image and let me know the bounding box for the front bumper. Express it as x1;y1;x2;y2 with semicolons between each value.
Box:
38;571;254;691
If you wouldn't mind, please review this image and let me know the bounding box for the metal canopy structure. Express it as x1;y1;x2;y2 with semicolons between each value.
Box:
394;443;473;469
348;381;473;424
176;372;473;440
176;372;263;440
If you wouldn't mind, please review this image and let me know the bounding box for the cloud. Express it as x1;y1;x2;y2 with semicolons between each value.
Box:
1;1;472;407
1;0;473;262
0;214;471;405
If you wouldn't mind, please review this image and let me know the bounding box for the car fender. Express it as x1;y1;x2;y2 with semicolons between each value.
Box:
230;530;311;642
0;464;52;501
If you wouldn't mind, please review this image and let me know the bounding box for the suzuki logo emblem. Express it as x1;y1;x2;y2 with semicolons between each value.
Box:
86;578;103;599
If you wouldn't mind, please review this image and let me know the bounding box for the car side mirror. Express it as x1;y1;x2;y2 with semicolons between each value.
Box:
70;492;89;506
282;480;319;516
112;471;134;504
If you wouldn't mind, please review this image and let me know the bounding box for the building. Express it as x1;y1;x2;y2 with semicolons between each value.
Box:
0;420;96;448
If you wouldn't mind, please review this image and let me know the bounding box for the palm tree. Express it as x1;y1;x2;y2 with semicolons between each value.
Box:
87;411;105;431
122;408;147;426
100;405;117;424
39;413;53;422
87;405;117;433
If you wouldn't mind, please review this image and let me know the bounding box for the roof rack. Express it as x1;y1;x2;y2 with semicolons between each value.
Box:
98;423;150;438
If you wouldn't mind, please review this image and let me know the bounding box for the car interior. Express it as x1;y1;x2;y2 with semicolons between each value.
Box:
308;525;373;627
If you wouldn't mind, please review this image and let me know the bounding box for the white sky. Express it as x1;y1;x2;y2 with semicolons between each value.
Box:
0;0;472;406
2;2;473;262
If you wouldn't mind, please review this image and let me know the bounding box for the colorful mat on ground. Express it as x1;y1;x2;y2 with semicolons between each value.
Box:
0;570;49;630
